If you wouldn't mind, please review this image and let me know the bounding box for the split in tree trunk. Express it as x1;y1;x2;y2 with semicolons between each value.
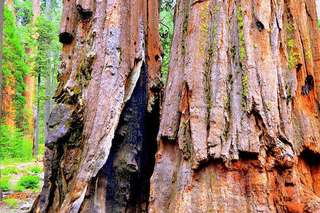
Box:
31;0;161;212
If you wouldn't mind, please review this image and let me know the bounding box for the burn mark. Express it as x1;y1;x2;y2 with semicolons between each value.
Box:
76;5;93;20
296;63;302;72
154;55;160;62
98;62;159;212
239;151;259;160
301;75;314;96
300;149;320;167
59;32;74;44
255;20;265;31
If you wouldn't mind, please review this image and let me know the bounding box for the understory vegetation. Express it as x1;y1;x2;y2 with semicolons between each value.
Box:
1;0;61;163
160;0;174;82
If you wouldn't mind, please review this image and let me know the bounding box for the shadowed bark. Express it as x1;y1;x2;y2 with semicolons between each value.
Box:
150;0;320;212
31;0;161;212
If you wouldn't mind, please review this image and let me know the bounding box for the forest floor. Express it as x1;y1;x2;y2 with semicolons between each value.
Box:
0;160;43;213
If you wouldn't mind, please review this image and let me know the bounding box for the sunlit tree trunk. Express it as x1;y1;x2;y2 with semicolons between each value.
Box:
31;0;161;212
5;0;13;10
32;0;41;159
24;67;36;137
150;0;320;212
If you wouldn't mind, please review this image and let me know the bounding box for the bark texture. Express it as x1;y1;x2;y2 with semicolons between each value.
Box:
150;0;320;212
32;0;161;212
2;0;15;127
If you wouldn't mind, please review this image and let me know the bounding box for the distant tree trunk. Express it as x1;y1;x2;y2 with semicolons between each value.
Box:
31;0;161;212
0;0;4;120
0;0;4;201
33;70;41;160
44;0;52;143
2;82;15;126
150;0;320;212
24;69;35;137
2;0;15;127
5;0;13;10
44;54;51;142
32;0;40;159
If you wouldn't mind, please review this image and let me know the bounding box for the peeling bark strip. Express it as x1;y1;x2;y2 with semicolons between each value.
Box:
151;0;320;212
31;0;161;212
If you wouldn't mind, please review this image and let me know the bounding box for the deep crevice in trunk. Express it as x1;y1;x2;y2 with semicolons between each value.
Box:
93;62;159;212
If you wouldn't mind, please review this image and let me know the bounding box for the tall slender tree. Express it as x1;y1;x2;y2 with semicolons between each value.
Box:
0;0;4;201
150;0;320;212
32;0;40;159
0;0;4;120
31;0;161;212
44;0;52;146
2;0;17;127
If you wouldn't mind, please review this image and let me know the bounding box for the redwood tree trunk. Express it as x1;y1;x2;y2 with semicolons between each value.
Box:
2;0;15;127
31;0;161;212
150;0;320;212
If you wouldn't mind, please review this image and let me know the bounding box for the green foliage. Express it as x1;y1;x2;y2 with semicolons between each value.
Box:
159;1;174;83
2;198;18;208
237;6;246;62
0;125;33;161
34;15;59;76
1;167;19;175
14;0;33;25
2;0;61;161
0;177;10;191
241;71;249;109
13;184;25;192
34;12;61;146
29;165;42;174
286;23;300;70
3;6;29;124
17;175;40;189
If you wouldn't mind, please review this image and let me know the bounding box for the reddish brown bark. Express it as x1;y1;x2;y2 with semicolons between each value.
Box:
23;0;40;140
24;71;35;138
150;0;320;212
2;1;15;127
2;78;15;127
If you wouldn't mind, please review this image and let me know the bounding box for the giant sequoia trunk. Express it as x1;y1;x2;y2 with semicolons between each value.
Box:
31;0;161;212
34;0;320;212
150;0;320;212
